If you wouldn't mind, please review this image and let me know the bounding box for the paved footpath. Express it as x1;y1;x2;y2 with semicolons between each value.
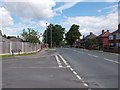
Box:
2;49;89;88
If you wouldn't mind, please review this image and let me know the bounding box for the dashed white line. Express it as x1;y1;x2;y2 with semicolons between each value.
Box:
76;75;82;80
70;68;74;71
73;71;77;75
55;55;63;68
88;54;99;58
104;58;119;64
58;54;89;87
83;83;89;87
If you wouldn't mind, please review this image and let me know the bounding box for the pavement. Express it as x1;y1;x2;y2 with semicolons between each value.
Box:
2;48;119;88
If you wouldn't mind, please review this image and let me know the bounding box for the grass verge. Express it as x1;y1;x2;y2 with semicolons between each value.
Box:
0;52;37;58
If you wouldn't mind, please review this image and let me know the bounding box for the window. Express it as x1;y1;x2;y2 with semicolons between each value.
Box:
109;43;114;46
109;35;113;40
116;33;120;39
116;43;120;48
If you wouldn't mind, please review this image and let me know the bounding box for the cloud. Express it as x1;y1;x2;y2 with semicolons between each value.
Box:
98;4;118;13
53;1;82;14
55;0;119;2
1;27;20;36
37;21;50;28
62;11;118;36
3;0;56;21
0;7;14;26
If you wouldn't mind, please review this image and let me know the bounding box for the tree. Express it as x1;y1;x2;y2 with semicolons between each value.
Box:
21;28;40;43
43;24;65;47
0;30;2;36
65;24;81;46
85;38;98;48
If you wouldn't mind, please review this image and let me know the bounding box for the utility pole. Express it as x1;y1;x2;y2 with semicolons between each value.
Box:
51;25;52;48
46;23;47;44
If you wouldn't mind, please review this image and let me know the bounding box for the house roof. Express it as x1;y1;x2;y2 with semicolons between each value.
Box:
109;29;120;35
85;33;97;39
98;31;111;38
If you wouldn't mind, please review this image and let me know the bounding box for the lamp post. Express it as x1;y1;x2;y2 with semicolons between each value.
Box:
51;24;52;48
46;23;47;44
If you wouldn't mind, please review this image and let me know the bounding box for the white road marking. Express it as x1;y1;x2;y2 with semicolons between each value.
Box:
76;75;82;80
8;66;69;69
55;55;63;67
59;54;70;67
70;68;74;71
73;71;77;75
58;54;89;87
73;50;85;54
83;83;89;87
88;54;99;58
104;58;119;64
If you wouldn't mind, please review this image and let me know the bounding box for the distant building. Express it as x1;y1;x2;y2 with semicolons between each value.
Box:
8;37;22;42
97;30;111;48
85;32;97;40
109;24;120;48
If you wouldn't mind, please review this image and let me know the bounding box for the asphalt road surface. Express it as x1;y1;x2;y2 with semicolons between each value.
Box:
57;48;119;88
2;48;119;88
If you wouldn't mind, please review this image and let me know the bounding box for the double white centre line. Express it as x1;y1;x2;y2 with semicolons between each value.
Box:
55;54;89;87
55;55;63;68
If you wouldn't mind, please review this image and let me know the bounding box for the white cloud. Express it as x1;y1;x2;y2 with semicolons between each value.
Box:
3;0;56;21
98;4;118;13
55;0;119;2
53;1;82;14
1;27;20;36
37;21;50;28
0;7;14;26
62;11;118;36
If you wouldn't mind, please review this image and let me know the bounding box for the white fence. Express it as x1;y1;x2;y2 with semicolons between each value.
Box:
0;36;41;55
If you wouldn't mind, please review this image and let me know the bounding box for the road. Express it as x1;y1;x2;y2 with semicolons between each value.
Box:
2;48;119;88
57;48;119;88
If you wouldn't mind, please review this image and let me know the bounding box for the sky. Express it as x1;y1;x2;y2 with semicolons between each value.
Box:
0;0;119;40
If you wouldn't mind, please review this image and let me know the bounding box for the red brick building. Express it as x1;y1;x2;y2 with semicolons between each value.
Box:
97;30;111;49
109;24;120;48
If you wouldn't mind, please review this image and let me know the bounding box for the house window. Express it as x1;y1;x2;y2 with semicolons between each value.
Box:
116;43;120;48
109;43;114;46
116;33;120;39
109;35;113;40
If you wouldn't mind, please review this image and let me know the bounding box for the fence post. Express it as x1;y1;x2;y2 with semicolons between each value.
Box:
22;42;24;53
10;41;12;54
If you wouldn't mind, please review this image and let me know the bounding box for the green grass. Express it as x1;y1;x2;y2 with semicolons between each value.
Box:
48;48;56;50
0;52;37;58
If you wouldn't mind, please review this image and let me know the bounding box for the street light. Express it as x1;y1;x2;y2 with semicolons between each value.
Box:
46;23;47;44
50;25;52;48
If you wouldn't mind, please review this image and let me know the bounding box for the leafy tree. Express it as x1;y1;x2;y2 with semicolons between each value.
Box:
85;38;98;48
43;24;65;47
65;24;81;46
0;30;2;36
21;28;40;43
3;34;7;38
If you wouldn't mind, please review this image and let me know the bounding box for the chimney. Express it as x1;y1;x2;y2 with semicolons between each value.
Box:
102;30;104;34
90;32;93;35
118;24;120;31
107;30;109;32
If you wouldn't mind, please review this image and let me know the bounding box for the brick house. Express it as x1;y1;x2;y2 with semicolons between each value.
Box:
97;30;111;49
109;24;120;48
